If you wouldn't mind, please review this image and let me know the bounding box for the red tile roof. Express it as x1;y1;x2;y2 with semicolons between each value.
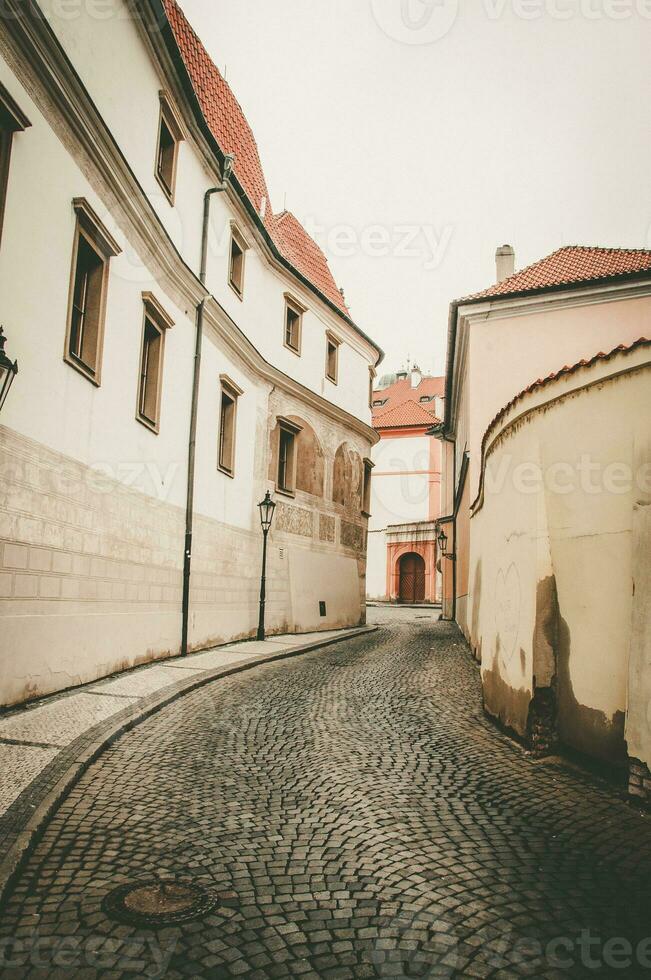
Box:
372;375;444;430
464;246;651;303
270;212;349;315
373;376;444;411
161;0;349;318
372;400;440;430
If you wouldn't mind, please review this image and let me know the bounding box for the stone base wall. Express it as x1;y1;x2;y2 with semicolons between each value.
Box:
0;426;186;707
628;758;651;807
0;426;368;707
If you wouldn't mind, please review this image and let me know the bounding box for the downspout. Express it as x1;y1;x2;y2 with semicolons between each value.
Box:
429;424;457;623
181;155;235;656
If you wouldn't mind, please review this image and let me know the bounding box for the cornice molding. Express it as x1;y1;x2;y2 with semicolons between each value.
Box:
202;299;378;447
459;277;651;324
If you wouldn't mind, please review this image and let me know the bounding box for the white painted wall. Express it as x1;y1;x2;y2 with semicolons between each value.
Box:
0;4;378;706
369;434;433;531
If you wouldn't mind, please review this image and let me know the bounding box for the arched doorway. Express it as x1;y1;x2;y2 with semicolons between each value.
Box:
398;552;426;603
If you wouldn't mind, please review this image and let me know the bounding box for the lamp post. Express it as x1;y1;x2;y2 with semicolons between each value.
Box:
0;326;18;413
257;491;276;641
437;526;455;561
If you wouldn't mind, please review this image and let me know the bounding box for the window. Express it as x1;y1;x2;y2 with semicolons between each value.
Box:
229;227;247;297
64;199;121;385
155;94;184;204
218;375;243;476
372;398;387;408
362;458;374;516
326;332;340;383
136;293;174;432
419;395;434;403
276;418;302;495
283;295;305;355
0;84;30;250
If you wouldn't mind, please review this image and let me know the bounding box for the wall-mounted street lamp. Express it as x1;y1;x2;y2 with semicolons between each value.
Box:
257;491;277;641
0;326;18;413
437;525;455;562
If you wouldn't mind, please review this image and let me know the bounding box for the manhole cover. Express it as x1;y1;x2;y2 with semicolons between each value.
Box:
103;880;219;926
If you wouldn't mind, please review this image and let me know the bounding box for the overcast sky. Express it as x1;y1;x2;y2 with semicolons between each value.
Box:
182;0;651;377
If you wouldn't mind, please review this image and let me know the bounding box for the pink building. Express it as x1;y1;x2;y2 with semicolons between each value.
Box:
366;368;444;604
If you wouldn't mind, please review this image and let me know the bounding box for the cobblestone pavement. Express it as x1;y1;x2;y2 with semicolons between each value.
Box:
0;629;355;818
1;617;651;979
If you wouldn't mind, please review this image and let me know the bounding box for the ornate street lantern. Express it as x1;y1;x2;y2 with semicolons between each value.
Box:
0;326;18;413
437;525;455;561
257;491;276;640
258;490;276;533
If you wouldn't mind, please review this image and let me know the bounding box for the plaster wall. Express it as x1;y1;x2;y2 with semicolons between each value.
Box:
470;350;650;765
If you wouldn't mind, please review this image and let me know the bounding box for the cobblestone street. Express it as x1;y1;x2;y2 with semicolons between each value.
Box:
1;613;651;979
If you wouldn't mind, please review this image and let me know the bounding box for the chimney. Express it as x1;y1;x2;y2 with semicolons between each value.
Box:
410;365;422;389
496;244;515;283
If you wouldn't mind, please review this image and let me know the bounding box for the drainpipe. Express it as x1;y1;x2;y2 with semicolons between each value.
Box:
181;155;235;656
429;424;456;623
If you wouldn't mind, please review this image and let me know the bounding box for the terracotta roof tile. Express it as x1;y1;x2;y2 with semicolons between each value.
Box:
373;376;444;418
161;0;349;317
464;246;651;303
270;211;349;315
372;399;440;430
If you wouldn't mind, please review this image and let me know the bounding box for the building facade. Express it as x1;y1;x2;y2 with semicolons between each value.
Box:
434;245;651;799
0;0;381;708
366;368;444;604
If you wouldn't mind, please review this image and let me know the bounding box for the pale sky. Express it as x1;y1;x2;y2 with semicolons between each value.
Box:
182;0;651;376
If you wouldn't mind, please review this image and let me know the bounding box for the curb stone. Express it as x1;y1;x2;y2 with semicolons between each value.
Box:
0;625;377;909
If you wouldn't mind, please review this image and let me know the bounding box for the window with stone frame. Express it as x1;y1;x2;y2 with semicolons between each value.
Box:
0;83;30;250
284;297;304;355
229;228;246;297
326;332;340;383
64;199;121;385
136;293;174;433
276;418;302;495
218;375;243;476
155;94;184;204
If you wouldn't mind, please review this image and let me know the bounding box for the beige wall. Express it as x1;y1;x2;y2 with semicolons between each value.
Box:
465;293;651;499
469;344;650;765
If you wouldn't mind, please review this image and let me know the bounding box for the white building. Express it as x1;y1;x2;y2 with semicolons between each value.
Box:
366;368;444;604
0;0;381;707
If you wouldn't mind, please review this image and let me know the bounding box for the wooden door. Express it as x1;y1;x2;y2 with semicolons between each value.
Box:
399;553;426;603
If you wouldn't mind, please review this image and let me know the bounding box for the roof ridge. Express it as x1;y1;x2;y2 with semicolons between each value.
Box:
460;244;651;304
